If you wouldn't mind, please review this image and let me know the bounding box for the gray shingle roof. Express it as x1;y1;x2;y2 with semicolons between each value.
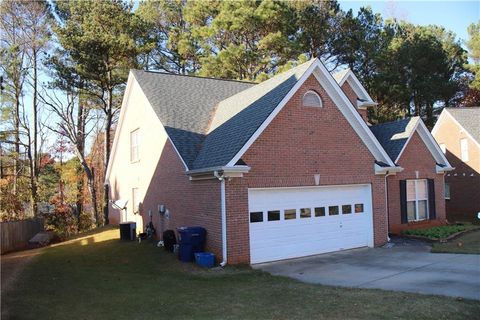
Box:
369;117;419;162
445;107;480;143
131;59;315;170
131;70;254;168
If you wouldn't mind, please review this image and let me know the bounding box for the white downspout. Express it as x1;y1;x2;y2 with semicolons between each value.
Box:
214;171;228;267
384;171;394;242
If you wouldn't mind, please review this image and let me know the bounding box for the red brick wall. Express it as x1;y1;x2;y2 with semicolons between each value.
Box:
432;114;480;221
225;75;388;264
387;132;447;234
111;141;223;258
341;81;368;123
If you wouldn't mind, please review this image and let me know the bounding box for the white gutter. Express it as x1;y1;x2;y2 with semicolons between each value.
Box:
214;171;228;267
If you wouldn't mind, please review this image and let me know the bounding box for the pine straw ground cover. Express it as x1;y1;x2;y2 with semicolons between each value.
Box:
2;227;479;320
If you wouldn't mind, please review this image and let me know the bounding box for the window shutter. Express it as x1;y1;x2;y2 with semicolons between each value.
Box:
428;179;436;219
400;180;407;224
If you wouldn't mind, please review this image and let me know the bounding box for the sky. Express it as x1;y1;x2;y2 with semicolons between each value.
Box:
339;0;479;45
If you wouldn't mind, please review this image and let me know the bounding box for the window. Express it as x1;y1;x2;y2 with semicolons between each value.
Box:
439;143;446;154
460;138;469;161
284;209;296;220
315;207;325;217
130;129;140;162
342;205;352;214
354;204;364;214
132;187;140;214
328;206;339;216
444;183;451;200
268;210;280;221
303;90;322;108
406;180;428;222
250;212;263;223
300;208;311;218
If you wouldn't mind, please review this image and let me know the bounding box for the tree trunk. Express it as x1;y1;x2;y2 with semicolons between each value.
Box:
103;86;113;226
75;147;99;227
13;89;20;195
31;48;39;216
75;96;86;226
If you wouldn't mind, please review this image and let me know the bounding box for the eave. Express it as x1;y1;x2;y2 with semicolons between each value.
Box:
186;165;251;181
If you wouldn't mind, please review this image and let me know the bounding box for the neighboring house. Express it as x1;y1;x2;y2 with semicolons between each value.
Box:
432;107;480;222
106;58;452;265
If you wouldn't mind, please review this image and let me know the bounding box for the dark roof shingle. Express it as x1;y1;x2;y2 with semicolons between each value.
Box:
369;117;419;162
131;59;315;170
131;70;254;168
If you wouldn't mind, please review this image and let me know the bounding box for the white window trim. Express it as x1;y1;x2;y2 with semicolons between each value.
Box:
460;138;469;162
444;182;451;200
303;90;323;108
130;128;140;163
407;179;429;222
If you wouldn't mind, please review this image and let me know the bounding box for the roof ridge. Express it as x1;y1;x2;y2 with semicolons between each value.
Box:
131;69;257;85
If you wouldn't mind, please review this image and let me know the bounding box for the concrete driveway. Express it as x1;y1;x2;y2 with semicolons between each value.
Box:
254;239;480;300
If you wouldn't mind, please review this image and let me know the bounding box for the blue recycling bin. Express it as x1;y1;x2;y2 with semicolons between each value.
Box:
178;227;206;262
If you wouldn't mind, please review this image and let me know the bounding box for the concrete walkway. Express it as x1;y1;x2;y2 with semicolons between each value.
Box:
254;241;480;300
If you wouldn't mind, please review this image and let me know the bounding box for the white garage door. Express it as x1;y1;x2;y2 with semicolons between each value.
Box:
249;185;374;264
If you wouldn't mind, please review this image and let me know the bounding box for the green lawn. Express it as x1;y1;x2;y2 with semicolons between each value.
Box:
403;224;479;240
2;227;479;320
432;230;480;254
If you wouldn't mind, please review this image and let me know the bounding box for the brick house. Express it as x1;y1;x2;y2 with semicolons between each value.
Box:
432;107;480;222
106;58;452;264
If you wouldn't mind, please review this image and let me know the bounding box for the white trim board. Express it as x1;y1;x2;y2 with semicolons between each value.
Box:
227;58;395;168
338;69;375;103
395;117;453;169
105;72;134;183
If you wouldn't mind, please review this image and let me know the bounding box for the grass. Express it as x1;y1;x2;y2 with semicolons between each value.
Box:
432;230;480;254
2;227;480;320
403;224;478;240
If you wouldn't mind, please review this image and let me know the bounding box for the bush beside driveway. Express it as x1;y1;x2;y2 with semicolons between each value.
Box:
2;227;479;320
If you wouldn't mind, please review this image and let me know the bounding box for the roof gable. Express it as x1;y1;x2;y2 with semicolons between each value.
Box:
131;70;254;168
332;69;375;103
439;108;480;145
192;60;316;169
370;117;452;170
116;59;399;174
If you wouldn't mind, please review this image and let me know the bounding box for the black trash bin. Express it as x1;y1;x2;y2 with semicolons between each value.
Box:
163;230;177;252
177;227;206;262
119;222;136;241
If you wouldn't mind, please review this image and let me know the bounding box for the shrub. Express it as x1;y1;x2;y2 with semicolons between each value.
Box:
44;195;78;239
404;225;467;239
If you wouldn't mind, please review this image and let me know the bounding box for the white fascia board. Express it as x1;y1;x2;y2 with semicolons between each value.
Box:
105;72;135;184
430;109;446;137
394;118;420;164
340;70;375;103
375;163;404;175
186;165;251;176
436;164;454;174
227;59;395;168
395;118;453;169
226;59;319;167
313;63;396;166
417;120;453;168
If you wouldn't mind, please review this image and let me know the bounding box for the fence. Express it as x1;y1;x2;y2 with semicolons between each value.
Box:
1;218;44;254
